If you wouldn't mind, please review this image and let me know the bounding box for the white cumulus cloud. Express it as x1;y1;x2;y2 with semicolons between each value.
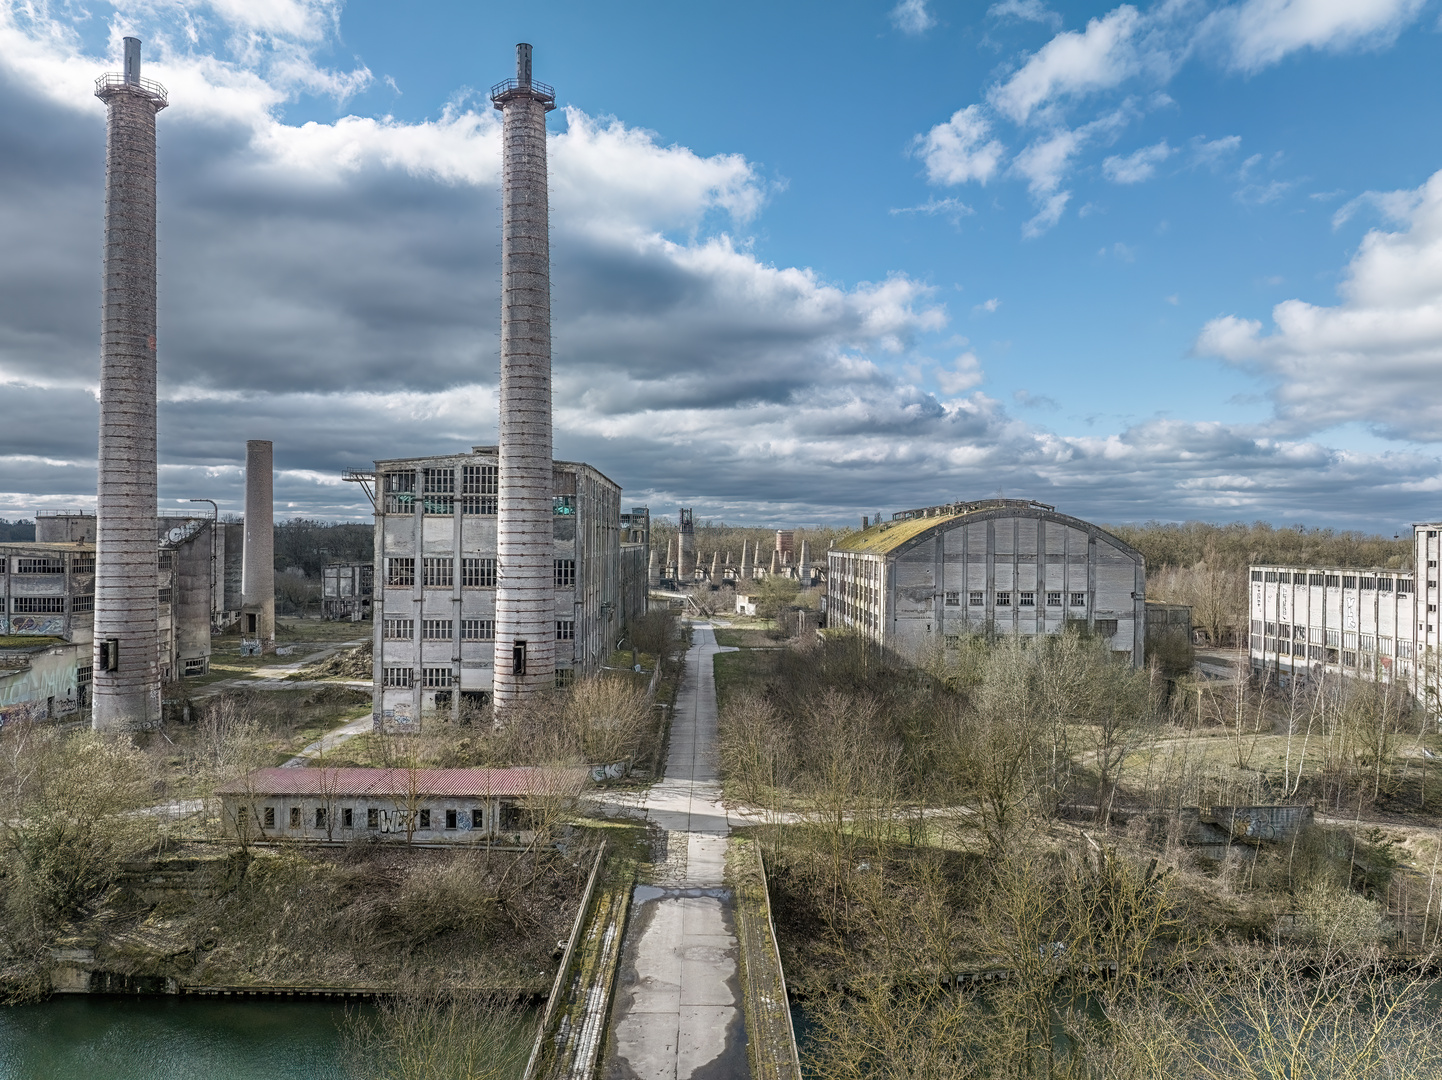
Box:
1196;169;1442;440
989;5;1143;124
1214;0;1427;73
916;105;1006;186
891;0;937;35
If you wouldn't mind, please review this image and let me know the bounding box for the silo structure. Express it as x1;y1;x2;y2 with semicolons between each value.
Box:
241;440;275;650
490;45;557;704
92;38;167;731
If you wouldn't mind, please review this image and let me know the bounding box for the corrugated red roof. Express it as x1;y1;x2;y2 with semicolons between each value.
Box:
215;766;586;799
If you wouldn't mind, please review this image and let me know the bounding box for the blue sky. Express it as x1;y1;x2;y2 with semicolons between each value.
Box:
1;0;1441;529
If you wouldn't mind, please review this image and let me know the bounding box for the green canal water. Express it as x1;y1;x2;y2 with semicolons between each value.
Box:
0;996;364;1080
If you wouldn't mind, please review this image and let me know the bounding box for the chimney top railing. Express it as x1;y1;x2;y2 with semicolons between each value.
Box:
94;71;168;105
489;77;555;105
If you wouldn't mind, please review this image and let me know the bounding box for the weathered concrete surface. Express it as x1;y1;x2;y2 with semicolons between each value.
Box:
492;44;557;704
93;40;166;731
241;440;276;651
605;624;747;1080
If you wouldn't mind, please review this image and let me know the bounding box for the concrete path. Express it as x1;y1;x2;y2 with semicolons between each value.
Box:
605;623;747;1080
192;639;368;699
279;712;374;768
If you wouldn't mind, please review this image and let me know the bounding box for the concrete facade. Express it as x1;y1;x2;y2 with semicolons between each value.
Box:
491;45;558;705
1247;521;1442;710
241;440;276;650
828;499;1147;666
370;447;641;729
92;39;167;730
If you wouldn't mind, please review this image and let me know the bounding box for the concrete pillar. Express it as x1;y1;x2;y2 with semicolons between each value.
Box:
92;39;167;731
647;547;660;589
799;539;812;587
770;549;781;577
491;44;557;704
740;541;752;581
241;440;275;651
710;551;720;586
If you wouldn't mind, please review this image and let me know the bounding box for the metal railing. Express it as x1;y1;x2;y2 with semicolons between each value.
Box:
94;71;168;105
488;77;555;102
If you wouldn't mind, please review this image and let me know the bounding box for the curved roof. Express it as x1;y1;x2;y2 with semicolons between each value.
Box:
831;503;1144;565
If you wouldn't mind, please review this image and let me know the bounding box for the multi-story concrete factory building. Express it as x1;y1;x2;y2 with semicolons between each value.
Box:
828;499;1147;666
490;45;558;704
92;37;167;730
368;447;644;729
1248;522;1442;708
1;509;230;725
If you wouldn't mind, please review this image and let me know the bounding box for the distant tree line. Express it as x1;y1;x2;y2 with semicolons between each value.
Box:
272;518;373;577
0;519;35;542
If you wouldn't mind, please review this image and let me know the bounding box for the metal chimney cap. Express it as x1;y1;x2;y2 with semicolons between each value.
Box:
123;37;141;84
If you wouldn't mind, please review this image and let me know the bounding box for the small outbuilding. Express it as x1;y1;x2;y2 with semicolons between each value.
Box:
215;766;586;844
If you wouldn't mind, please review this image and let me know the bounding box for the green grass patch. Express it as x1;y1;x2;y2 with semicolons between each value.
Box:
713;627;781;648
714;647;784;706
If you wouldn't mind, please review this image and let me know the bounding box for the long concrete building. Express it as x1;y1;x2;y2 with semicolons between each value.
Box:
827;499;1147;666
368;446;645;729
1248;521;1440;707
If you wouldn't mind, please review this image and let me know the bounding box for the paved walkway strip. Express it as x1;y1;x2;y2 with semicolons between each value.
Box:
605;623;748;1080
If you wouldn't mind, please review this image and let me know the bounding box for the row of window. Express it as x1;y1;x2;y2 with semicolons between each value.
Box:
385;558;577;589
259;804;526;832
384;663;576;689
944;590;1088;608
1252;622;1413;657
382;618;575;645
8;595;94;614
1;557;102;575
1252;569;1413;595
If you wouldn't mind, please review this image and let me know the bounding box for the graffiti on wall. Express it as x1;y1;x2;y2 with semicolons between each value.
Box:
0;645;81;729
6;615;66;636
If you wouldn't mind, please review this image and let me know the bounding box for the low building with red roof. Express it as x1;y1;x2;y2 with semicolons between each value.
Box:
215;766;586;843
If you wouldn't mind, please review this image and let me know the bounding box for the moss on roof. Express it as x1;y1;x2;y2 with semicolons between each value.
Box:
832;513;965;555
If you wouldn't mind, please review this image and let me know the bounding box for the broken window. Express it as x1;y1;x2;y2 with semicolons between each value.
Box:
419;808;431;829
289;807;301;828
1094;619;1119;636
422;467;454;514
968;591;984;606
383;667;413;688
423;558;453;588
422;619;453;640
445;809;457;830
367;807;379;828
71;556;95;574
1046;591;1062;606
1019;591;1035;607
556;620;575;640
995;592;1011;607
554;559;576;588
16;557;63;574
1070;592;1086;607
944;591;960;606
383;617;414;640
383;470;416;514
555;669;574;688
72;595;94;613
461;619;495;641
462;557;497;587
460;464;498;515
387;558;415;587
471;806;486;830
12;596;64;613
263;806;275;828
423;668;453;688
315;808;326;828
